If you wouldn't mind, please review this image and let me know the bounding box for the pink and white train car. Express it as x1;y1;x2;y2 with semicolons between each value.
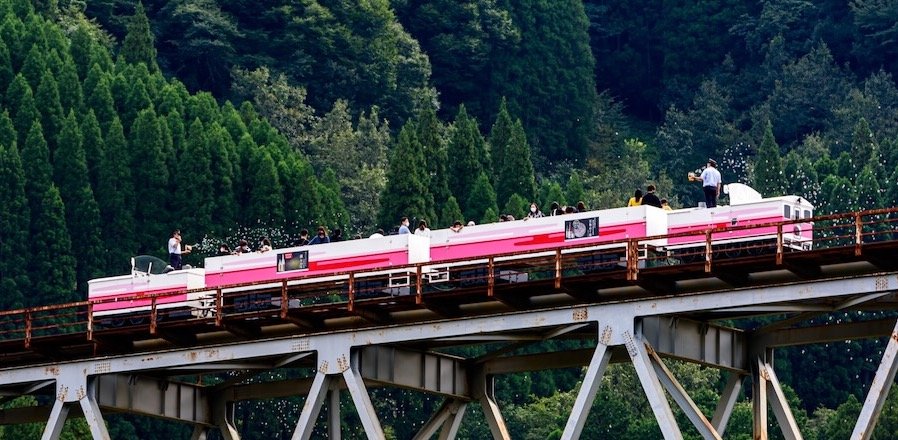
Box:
426;206;669;282
88;266;210;319
665;184;814;255
203;234;430;288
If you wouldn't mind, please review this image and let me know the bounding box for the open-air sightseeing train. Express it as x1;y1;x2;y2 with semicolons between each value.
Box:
87;184;815;321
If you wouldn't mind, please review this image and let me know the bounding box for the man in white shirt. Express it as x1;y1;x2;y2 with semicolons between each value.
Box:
694;158;722;208
168;229;190;270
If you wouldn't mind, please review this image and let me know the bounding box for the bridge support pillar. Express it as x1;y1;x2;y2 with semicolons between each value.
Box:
412;399;467;440
214;401;240;440
627;330;684;440
328;387;341;440
477;375;510;440
752;356;803;440
648;345;722;440
852;318;898;440
711;373;743;436
560;334;611;440
41;375;110;440
292;349;386;440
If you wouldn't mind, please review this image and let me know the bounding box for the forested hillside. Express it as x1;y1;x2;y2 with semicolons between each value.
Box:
4;0;898;438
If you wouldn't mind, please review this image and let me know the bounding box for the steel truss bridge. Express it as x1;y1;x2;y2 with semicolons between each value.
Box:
3;209;898;439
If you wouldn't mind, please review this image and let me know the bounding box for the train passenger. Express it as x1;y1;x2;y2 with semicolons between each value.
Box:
330;228;344;242
398;217;411;234
564;206;575;214
370;229;385;238
218;243;232;256
467;220;476;227
627;189;643;207
235;239;251;254
450;221;464;233
692;158;721;208
293;229;310;246
641;185;662;208
527;203;544;219
258;238;272;253
415;220;431;237
168;229;190;270
549;202;560;216
308;226;330;245
576;201;587;212
661;199;673;211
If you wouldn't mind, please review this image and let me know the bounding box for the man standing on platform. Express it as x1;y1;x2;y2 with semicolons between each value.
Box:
692;159;722;208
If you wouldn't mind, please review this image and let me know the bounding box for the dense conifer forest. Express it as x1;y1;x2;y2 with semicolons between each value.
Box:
4;0;898;437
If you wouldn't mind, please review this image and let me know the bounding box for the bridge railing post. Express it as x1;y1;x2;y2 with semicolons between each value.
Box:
488;257;496;297
280;280;289;319
856;212;864;256
24;310;31;349
627;240;639;281
776;224;783;265
348;274;355;312
415;266;423;305
215;288;223;328
150;296;158;335
554;250;562;289
86;302;94;343
705;230;713;273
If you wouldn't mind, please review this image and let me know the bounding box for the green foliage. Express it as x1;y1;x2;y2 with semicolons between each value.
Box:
130;107;169;251
751;122;785;197
176;118;214;235
379;123;433;229
0;142;28;310
440;195;464;228
245;148;284;227
54;111;103;293
35;68;63;150
466;172;498;224
21;120;51;227
30;185;76;304
121;2;158;71
490;0;597;161
495;119;537;205
502;193;528;219
446;104;489;215
96;116;136;273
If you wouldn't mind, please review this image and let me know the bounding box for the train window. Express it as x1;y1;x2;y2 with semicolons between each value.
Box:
804;209;811;219
784;205;791;219
793;207;799;219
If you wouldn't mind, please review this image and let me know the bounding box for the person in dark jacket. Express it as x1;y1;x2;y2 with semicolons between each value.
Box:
641;184;663;208
308;226;330;245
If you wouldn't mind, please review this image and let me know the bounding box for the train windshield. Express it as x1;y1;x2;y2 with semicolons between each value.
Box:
132;255;171;274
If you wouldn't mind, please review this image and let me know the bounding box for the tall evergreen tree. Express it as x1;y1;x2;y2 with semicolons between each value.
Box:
35;68;63;151
19;44;46;91
495;119;537;206
29;185;77;306
54;111;103;292
206;122;237;234
20;120;51;231
440;195;464;229
80;109;104;190
0;38;12;91
466;171;498;224
378;124;433;229
245;149;284;226
0;143;29;311
416;106;450;209
6;73;38;138
446;105;488;213
56;53;83;113
849;117;880;179
97;116;136;273
130;108;169;252
751;122;785;197
489;98;514;183
490;0;597;161
121;2;158;72
566;172;585;208
176;119;214;235
85;72;117;135
0;108;15;148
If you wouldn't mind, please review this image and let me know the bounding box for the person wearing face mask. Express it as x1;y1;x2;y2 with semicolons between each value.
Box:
527;203;544;219
398;216;411;234
308;226;331;245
